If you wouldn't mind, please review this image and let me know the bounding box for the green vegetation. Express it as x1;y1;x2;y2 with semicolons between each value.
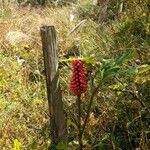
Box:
0;0;150;149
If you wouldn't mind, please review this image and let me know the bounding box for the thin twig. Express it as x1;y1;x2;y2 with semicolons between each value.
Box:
67;19;87;37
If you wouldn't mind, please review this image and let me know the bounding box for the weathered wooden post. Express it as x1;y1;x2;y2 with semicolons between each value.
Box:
40;25;67;147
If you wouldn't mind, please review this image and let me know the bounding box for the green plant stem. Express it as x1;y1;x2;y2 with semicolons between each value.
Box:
81;82;102;137
77;94;83;150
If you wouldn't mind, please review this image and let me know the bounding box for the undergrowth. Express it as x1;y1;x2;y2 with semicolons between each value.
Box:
0;0;150;149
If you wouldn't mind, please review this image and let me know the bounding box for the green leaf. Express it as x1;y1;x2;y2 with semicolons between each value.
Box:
125;66;138;74
82;139;88;145
96;56;112;63
83;57;96;64
102;61;114;71
103;66;120;80
56;142;68;150
67;118;77;129
30;140;38;150
109;83;127;90
100;69;105;79
115;50;132;65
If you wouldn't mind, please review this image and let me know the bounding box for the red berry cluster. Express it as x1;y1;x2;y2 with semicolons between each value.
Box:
70;59;87;95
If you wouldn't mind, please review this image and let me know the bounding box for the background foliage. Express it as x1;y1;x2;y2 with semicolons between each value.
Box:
0;0;150;149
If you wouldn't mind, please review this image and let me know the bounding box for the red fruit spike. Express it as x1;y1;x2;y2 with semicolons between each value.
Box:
70;58;87;95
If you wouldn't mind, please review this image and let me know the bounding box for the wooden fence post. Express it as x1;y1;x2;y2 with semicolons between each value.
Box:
40;25;67;146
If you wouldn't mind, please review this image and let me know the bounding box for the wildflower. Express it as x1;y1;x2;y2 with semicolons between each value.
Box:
70;59;87;95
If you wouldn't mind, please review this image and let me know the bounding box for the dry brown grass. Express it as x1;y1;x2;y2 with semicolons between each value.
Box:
0;3;80;149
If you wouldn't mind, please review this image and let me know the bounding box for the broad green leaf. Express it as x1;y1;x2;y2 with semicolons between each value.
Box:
115;50;132;65
102;61;114;71
103;66;120;80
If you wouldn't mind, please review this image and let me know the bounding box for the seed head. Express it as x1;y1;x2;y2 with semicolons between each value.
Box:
70;59;87;95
